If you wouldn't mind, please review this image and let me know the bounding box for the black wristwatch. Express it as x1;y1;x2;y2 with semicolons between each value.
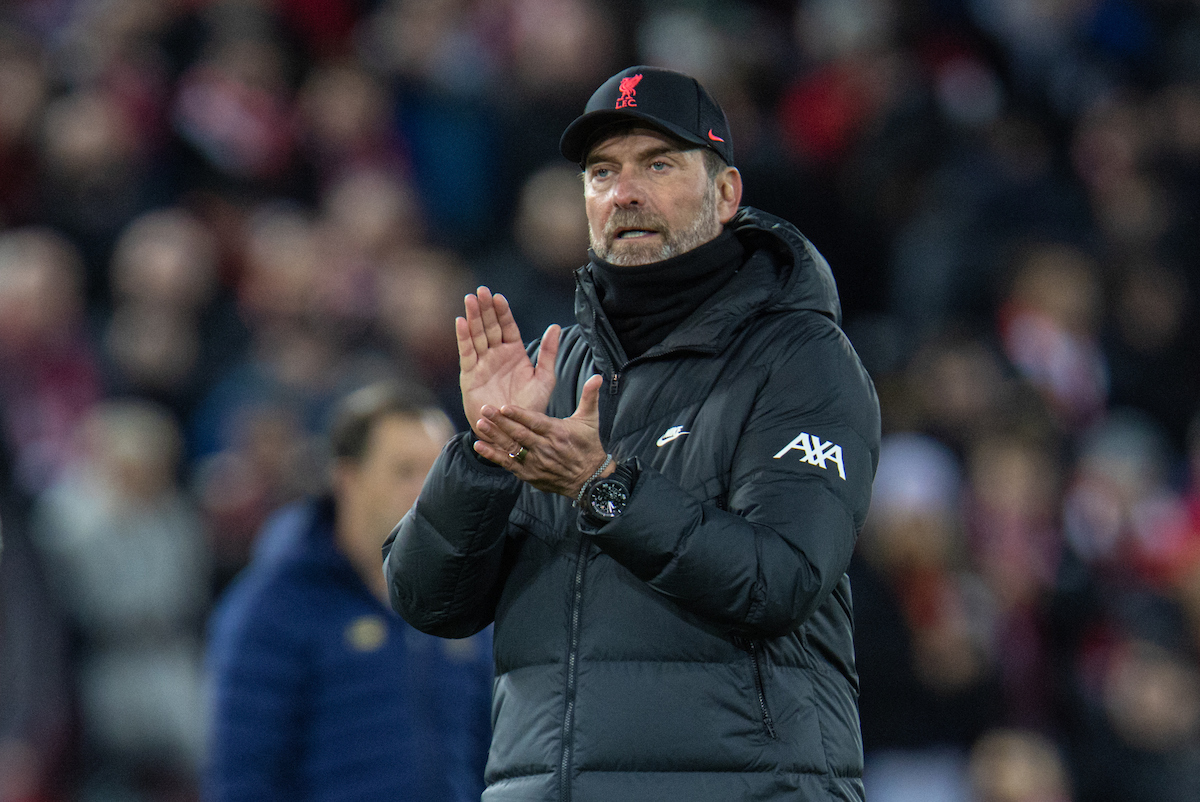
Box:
581;460;639;526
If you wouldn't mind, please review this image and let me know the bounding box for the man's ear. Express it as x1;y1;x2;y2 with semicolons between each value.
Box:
717;167;743;224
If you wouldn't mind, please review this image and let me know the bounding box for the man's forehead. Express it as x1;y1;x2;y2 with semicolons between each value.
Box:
584;126;699;164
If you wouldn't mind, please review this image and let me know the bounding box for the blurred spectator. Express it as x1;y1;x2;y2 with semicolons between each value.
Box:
228;201;324;334
205;381;492;801
356;0;505;247
0;30;48;227
102;206;247;424
0;228;102;496
320;167;424;264
505;0;616;97
193;393;323;590
1051;411;1200;800
1066;625;1200;802
968;727;1072;802
781;0;908;170
887;111;1092;339
853;433;1005;800
896;332;1021;451
357;0;500;94
38;87;154;300
318;166;426;336
1058;409;1192;590
967;0;1154;118
375;245;477;424
1070;98;1160;258
472;162;587;337
1102;259;1199;447
296;61;410;188
52;0;178;89
189;201;351;459
30;399;211;798
997;243;1109;431
170;16;305;198
965;430;1066;728
189;199;406;583
487;0;620;239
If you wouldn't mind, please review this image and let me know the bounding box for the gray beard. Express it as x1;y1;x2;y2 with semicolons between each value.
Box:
590;186;721;267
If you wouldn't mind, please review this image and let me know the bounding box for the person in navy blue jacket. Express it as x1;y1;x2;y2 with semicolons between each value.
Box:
204;381;493;801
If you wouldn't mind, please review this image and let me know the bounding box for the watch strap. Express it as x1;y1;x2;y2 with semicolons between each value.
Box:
600;459;639;492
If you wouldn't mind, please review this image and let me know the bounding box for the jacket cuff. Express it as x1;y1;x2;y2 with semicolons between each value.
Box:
460;430;511;473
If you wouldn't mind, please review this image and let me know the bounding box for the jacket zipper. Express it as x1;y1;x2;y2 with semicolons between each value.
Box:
748;641;778;740
559;536;589;801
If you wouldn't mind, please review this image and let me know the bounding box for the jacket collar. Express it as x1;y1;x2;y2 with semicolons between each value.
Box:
574;206;842;368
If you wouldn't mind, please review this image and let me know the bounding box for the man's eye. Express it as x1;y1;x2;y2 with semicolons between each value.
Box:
591;167;610;180
650;161;667;171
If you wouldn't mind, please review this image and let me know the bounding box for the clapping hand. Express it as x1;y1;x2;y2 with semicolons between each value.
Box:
457;288;611;497
456;286;560;437
473;374;612;499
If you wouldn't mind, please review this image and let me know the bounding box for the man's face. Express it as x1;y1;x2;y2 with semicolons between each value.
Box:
338;412;448;559
583;128;738;266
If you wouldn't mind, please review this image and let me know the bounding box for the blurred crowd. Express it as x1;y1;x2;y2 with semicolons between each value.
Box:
0;0;1198;801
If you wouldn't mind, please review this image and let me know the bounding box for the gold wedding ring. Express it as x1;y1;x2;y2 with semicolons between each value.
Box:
510;446;528;463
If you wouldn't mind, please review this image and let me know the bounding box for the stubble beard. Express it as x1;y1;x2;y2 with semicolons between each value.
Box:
590;185;721;267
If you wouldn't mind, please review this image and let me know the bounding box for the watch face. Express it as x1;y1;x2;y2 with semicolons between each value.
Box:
588;479;630;520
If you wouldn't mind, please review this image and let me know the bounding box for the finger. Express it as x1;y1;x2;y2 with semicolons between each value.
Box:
474;415;522;454
485;405;544;442
473;438;517;469
464;293;489;356
455;316;477;370
495;402;557;437
571;374;604;424
534;324;561;383
492;293;523;344
476;286;503;347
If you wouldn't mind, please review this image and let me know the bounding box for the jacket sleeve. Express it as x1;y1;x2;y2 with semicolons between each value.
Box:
584;318;880;638
383;432;524;638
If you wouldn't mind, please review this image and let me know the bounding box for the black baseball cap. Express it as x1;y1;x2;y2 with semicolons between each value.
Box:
560;66;734;168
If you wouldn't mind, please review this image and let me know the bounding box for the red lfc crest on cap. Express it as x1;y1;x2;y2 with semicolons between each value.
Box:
615;74;642;109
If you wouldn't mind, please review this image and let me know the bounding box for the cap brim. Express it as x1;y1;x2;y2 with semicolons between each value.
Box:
560;109;713;165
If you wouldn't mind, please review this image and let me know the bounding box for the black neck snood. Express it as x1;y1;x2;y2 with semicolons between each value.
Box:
589;227;744;360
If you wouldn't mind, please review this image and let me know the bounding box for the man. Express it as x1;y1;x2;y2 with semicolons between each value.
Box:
206;382;493;801
384;66;881;801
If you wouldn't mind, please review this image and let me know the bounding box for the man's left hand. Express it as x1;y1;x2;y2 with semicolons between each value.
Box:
473;374;613;497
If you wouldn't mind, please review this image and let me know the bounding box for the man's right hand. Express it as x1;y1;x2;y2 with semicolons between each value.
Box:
456;286;560;438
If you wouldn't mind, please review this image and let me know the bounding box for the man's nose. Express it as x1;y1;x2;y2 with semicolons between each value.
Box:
612;169;643;207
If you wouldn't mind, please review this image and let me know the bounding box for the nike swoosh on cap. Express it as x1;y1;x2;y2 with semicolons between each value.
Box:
707;129;725;142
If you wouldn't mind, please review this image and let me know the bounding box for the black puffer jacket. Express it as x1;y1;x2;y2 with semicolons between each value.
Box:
385;207;881;801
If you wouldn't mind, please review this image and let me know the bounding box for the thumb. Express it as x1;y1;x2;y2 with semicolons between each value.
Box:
572;374;604;424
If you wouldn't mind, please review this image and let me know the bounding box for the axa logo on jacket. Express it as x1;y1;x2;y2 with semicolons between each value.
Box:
773;431;846;480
